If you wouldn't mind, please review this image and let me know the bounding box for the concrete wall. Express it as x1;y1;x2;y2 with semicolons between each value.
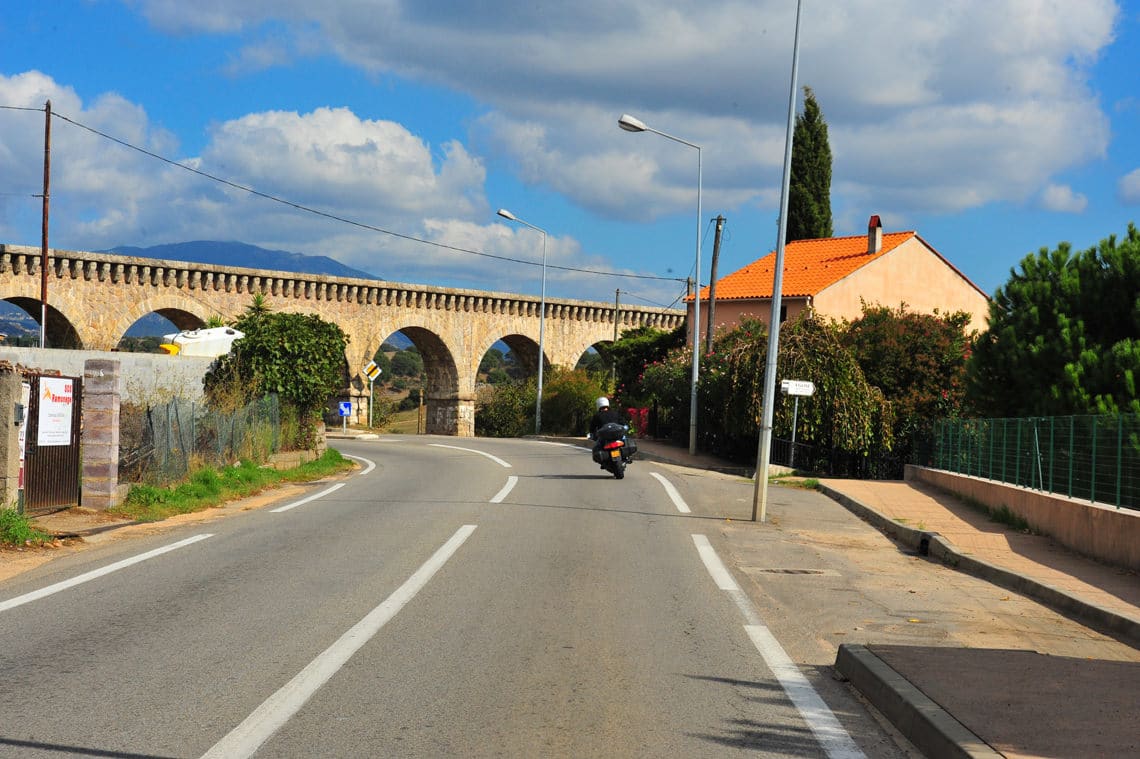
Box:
906;465;1140;571
0;348;214;404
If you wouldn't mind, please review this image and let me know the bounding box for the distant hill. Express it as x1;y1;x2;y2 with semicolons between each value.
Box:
106;241;378;281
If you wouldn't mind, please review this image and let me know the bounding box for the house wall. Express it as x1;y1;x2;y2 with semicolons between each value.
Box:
812;237;990;333
688;297;812;341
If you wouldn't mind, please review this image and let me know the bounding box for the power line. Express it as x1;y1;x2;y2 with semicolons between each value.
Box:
38;108;688;286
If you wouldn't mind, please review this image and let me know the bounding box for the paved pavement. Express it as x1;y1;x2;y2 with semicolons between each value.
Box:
629;436;1140;759
21;433;1140;757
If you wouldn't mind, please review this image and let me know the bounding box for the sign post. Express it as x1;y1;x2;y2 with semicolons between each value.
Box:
363;360;382;428
338;400;351;433
780;380;815;468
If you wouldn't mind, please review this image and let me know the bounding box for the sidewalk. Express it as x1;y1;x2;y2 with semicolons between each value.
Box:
633;436;1140;758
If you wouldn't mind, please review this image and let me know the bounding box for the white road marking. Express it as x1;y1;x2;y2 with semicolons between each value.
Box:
200;524;478;759
270;483;345;513
0;534;214;613
535;441;589;451
692;534;866;759
490;476;518;503
340;453;376;475
650;472;692;513
429;443;512;468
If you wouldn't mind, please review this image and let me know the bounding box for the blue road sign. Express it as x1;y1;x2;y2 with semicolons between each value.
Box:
338;401;352;417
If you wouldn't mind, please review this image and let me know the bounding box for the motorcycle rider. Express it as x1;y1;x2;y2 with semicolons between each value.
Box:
588;397;625;465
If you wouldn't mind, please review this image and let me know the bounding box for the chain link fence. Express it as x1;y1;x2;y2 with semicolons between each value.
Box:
119;395;281;486
924;415;1140;511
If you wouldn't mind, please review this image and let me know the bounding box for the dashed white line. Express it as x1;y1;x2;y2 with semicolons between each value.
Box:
429;443;512;468
0;534;214;613
490;476;518;503
650;472;691;513
692;534;865;759
270;483;346;513
200;524;478;759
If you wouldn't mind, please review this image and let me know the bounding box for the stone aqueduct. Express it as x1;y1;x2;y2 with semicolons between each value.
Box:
0;244;685;435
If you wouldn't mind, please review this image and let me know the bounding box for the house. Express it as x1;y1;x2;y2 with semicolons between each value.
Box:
691;215;990;337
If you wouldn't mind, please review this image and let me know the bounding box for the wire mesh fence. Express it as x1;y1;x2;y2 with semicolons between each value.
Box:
119;395;281;486
925;415;1140;511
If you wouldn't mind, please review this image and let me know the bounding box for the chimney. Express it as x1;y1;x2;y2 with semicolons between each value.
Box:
867;214;883;254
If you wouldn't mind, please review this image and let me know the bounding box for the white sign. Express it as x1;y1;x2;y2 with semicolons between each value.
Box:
363;360;382;381
780;379;815;397
37;377;76;446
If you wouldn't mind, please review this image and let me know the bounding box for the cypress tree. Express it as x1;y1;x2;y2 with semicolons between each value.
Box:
786;87;833;244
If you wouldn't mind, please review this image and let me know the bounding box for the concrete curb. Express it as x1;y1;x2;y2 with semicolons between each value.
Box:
818;484;1140;650
834;644;1001;759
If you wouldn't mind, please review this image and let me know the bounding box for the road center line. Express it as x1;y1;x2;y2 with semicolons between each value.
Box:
691;534;865;759
200;524;478;759
490;476;518;503
270;483;345;513
0;534;214;613
429;443;512;468
650;472;691;513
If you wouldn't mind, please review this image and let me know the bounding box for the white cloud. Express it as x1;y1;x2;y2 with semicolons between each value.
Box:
127;0;1116;222
1040;184;1088;213
1119;168;1140;205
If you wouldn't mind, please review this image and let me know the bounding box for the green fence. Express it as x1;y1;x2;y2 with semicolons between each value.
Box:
927;415;1140;511
120;395;282;486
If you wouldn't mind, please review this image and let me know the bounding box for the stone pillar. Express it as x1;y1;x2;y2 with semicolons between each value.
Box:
81;359;122;510
425;393;475;437
0;366;22;509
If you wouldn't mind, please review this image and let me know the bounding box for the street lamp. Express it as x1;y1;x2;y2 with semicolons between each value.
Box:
497;208;548;435
618;113;703;455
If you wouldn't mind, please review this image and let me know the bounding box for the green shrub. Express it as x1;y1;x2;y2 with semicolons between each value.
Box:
0;508;51;546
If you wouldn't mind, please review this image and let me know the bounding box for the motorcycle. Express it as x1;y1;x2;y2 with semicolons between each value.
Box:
590;422;637;479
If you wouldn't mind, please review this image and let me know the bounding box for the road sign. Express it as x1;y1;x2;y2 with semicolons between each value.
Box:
338;401;352;417
363;360;382;381
780;379;815;397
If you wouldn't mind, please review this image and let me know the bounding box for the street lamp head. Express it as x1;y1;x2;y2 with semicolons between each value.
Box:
618;114;647;133
496;208;517;222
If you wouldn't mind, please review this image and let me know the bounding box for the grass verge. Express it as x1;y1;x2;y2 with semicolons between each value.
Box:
112;448;354;523
0;508;52;546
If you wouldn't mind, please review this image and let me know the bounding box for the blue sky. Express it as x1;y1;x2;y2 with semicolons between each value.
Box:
2;0;1139;314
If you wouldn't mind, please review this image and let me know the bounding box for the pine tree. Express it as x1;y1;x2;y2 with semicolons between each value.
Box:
785;87;833;244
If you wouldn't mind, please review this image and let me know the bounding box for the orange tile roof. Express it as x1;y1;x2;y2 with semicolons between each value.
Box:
697;231;916;300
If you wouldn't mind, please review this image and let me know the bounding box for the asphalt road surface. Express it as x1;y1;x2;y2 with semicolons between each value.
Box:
0;437;936;757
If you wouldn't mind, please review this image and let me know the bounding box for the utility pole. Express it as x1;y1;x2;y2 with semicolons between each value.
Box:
40;100;51;349
705;215;725;353
611;289;620;388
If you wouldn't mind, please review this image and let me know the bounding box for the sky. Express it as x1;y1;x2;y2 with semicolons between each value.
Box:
1;0;1139;316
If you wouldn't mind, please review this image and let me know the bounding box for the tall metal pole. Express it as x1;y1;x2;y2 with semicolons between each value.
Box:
752;0;804;522
611;289;620;388
617;115;702;455
40;99;51;349
496;209;547;435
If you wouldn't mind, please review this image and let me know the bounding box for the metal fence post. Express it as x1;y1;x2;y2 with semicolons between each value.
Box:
1091;416;1098;503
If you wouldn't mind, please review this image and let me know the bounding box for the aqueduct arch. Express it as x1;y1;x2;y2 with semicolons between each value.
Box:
0;243;686;435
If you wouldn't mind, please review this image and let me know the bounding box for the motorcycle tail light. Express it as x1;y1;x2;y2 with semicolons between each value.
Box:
603;441;624;450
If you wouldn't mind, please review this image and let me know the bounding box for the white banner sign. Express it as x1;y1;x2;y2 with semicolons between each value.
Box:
37;377;76;446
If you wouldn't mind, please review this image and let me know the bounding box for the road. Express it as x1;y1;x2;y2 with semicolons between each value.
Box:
7;434;1096;758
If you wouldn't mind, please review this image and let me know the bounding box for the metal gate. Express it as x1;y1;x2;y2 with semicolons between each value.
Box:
22;374;83;516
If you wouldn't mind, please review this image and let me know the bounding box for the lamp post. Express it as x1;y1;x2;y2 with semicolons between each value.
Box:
497;208;548;435
752;0;805;522
618;113;703;455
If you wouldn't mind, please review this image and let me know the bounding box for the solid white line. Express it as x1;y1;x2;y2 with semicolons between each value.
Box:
691;535;865;759
200;524;478;759
340;453;376;475
270;483;345;513
490;476;518;503
534;441;588;451
650;472;692;513
429;443;512;468
0;534;214;613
